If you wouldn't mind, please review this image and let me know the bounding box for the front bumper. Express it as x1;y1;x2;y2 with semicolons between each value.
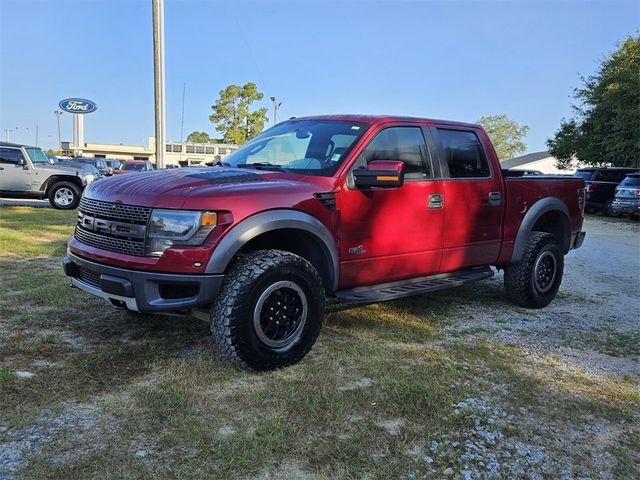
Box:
63;250;224;313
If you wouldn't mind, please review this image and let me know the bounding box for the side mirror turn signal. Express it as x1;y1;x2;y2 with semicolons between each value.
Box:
353;160;405;189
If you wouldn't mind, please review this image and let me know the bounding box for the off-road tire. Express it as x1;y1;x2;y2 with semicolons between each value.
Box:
211;250;325;371
48;181;81;209
504;232;564;309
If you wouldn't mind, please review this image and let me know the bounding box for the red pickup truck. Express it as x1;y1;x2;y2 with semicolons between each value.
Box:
63;115;586;370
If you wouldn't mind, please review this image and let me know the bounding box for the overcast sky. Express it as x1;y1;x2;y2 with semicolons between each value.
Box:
0;0;638;152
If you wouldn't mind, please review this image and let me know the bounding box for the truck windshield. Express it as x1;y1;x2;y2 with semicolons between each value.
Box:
222;120;369;176
26;148;50;164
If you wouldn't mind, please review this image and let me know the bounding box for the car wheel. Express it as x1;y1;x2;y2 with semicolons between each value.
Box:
211;250;325;371
602;200;619;217
504;232;564;309
48;181;81;209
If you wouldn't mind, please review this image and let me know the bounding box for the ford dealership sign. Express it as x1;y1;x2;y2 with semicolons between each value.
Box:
58;98;97;114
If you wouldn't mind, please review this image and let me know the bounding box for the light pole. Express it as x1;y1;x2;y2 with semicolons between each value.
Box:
54;111;63;150
270;96;282;125
152;0;166;169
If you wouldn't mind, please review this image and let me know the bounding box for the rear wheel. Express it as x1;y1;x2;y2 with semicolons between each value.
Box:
211;250;325;371
48;181;81;209
504;232;564;309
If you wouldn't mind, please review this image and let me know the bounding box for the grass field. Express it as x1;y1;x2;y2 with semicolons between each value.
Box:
0;206;638;479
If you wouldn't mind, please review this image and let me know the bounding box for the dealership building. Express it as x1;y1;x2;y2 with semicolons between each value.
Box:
63;136;239;167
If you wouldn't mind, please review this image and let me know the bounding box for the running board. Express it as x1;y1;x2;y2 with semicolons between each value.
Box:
334;267;494;304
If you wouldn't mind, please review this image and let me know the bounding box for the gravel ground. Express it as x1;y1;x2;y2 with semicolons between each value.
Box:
452;215;639;378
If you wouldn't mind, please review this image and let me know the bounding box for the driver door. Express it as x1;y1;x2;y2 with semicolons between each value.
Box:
338;125;444;288
0;147;31;191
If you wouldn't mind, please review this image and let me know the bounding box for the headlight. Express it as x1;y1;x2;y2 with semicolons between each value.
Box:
146;209;217;257
81;173;95;185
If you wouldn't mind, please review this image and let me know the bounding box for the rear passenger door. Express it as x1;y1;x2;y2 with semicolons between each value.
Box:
430;127;504;271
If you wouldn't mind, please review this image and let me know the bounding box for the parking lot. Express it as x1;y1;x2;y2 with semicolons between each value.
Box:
0;207;638;479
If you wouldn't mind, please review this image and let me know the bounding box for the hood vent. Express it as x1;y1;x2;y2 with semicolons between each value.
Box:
314;192;336;210
184;170;262;185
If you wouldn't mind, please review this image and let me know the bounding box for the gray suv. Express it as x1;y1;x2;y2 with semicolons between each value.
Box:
0;142;97;209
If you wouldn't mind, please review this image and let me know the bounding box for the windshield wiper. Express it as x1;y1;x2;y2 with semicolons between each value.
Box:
237;162;286;171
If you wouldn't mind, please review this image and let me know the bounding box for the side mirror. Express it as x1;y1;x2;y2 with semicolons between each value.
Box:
353;160;405;189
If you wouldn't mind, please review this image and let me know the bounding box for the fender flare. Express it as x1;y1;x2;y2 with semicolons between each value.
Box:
205;209;339;292
41;175;83;193
511;197;571;262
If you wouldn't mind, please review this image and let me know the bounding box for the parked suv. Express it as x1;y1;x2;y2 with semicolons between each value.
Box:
611;173;640;220
0;142;97;209
64;115;586;370
574;167;638;216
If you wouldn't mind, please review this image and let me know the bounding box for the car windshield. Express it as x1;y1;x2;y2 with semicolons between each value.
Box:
620;175;640;187
26;147;50;164
121;163;143;171
222;120;369;176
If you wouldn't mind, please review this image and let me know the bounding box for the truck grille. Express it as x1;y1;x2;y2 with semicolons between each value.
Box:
75;226;146;256
78;198;151;224
74;198;150;256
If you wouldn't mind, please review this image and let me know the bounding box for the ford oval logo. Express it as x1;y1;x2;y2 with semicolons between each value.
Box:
58;98;97;114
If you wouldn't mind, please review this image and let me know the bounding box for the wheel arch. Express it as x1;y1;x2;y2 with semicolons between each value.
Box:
511;197;571;262
42;175;82;194
205;209;339;293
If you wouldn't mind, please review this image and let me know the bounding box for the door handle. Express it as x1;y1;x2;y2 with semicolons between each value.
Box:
488;191;502;206
428;193;444;209
0;167;4;170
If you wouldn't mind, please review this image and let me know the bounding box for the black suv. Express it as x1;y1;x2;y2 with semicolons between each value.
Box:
574;167;638;216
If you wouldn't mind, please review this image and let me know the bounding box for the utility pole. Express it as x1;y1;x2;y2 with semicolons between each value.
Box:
54;111;63;150
35;124;39;147
270;96;282;125
152;0;166;169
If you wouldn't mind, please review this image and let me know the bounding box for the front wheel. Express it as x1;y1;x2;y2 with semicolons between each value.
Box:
48;181;81;209
211;250;325;371
504;232;564;309
602;200;619;218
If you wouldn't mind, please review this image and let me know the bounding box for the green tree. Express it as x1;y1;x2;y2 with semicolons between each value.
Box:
209;82;268;145
547;35;640;169
477;114;529;161
186;131;211;143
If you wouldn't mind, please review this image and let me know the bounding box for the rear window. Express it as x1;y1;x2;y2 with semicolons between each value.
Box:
593;170;631;183
620;175;640;187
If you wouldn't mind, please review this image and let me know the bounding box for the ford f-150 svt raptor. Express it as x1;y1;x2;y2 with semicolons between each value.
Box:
63;115;586;370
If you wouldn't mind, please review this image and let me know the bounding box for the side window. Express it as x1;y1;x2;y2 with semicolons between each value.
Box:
362;127;430;180
595;170;629;183
0;148;25;165
437;129;490;179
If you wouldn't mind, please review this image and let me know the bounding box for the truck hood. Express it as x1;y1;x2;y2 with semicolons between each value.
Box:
39;163;86;176
83;167;327;209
